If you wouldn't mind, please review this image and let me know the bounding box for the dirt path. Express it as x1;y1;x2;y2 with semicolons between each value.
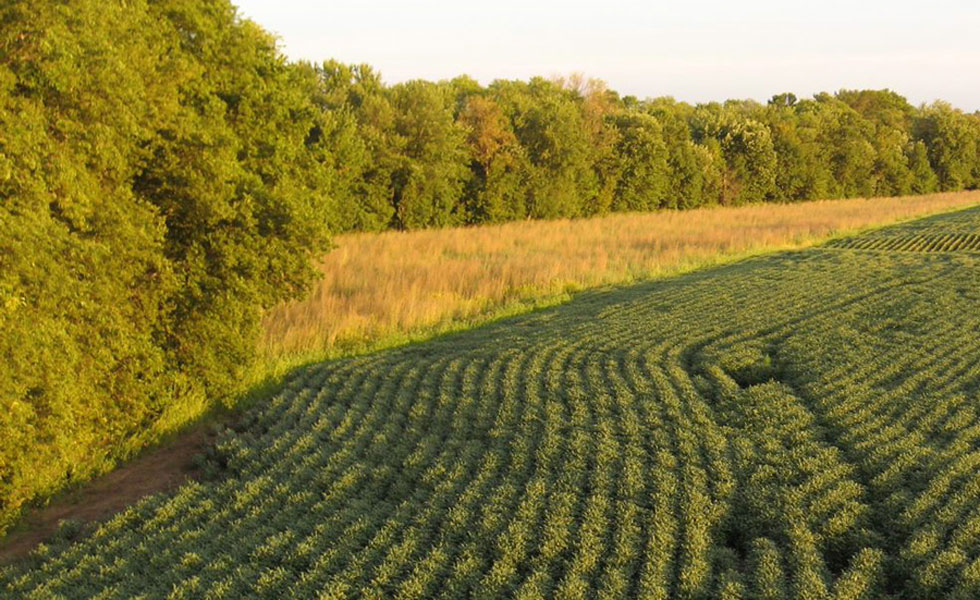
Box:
0;423;220;564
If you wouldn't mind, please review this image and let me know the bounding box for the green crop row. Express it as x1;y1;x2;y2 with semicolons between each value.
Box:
827;232;980;253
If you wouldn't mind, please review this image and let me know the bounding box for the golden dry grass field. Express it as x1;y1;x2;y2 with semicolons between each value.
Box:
260;191;980;367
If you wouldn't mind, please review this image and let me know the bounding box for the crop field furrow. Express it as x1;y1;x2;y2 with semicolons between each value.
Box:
344;361;483;594
786;346;962;443
791;307;971;452
438;345;566;596
532;357;605;597
814;333;964;476
827;231;980;254
7;206;980;598
483;341;590;595
599;351;665;598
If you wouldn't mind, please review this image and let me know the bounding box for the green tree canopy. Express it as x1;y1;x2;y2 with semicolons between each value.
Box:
0;0;333;533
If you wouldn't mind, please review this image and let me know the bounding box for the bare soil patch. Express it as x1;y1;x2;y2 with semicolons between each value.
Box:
0;422;220;563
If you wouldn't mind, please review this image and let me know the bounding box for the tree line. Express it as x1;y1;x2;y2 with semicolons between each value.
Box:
316;71;980;231
1;0;979;534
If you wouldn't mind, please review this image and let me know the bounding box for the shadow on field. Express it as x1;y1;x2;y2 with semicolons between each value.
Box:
0;244;841;568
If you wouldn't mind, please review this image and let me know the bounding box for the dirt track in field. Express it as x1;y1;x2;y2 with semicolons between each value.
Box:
0;423;217;564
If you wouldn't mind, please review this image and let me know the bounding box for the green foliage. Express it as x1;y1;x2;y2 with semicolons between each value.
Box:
692;102;779;204
456;94;529;223
0;0;331;534
312;60;398;232
645;97;723;208
308;71;977;224
915;102;980;191
0;0;180;533
136;0;333;395
605;111;669;212
388;80;469;229
491;78;600;219
812;94;878;198
838;89;917;196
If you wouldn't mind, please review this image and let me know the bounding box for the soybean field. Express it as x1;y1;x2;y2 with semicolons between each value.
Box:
7;206;980;599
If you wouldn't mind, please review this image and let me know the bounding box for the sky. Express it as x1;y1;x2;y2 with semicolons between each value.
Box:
234;0;980;112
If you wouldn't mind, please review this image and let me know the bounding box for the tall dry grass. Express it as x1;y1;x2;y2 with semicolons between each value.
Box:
261;191;980;364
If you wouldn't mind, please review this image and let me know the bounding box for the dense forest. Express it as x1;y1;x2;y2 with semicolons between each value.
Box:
1;0;980;535
305;71;980;230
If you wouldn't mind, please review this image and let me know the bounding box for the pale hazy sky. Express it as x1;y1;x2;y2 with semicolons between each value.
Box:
234;0;980;112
